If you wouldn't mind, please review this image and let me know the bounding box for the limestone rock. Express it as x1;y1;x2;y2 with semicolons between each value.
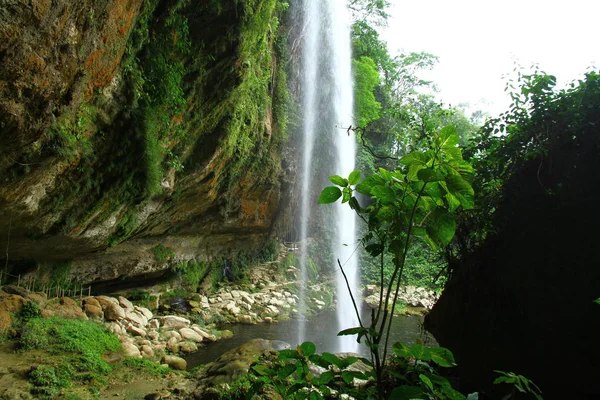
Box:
0;294;28;331
140;345;154;359
162;355;187;370
41;299;88;320
166;337;180;353
82;297;101;308
135;306;153;320
127;325;147;337
125;310;148;327
180;341;198;353
148;318;160;329
162;330;182;341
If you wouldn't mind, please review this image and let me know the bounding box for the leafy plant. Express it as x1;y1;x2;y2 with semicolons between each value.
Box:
493;371;543;400
319;125;474;399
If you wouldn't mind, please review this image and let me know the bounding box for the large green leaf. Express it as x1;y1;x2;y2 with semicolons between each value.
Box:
299;341;316;357
445;173;474;209
318;186;342;204
319;371;335;385
400;151;429;166
417;168;445;182
321;352;342;368
393;341;413;359
371;185;396;205
419;374;434;391
348;170;361;185
355;174;385;195
430;346;457;367
410;344;431;361
426;208;456;246
437;126;460;149
277;364;296;379
329;175;348;187
448;159;474;181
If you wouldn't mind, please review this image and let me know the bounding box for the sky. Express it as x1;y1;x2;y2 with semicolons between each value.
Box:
378;0;600;117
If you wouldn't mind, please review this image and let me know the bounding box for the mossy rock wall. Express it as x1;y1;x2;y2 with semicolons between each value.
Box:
0;0;291;284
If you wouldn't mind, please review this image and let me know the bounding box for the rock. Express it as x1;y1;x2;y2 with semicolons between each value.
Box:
105;322;125;335
125;310;148;327
264;317;273;323
118;296;135;312
191;325;217;341
122;342;142;358
135;306;153;320
147;330;159;341
265;305;279;315
166;337;180;353
238;315;253;324
162;355;187;370
314;299;325;306
160;315;190;329
127;325;147;337
95;295;119;307
83;296;101;308
221;292;233;301
83;303;104;320
179;327;203;343
140;345;154;359
103;302;126;321
162;330;182;341
0;294;28;331
1;285;29;297
179;341;198;353
241;294;254;305
42;299;88;320
147;318;160;329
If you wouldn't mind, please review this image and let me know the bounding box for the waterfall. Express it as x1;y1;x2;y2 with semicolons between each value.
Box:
297;0;360;353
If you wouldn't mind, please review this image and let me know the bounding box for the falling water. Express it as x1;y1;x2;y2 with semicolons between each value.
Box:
297;0;360;353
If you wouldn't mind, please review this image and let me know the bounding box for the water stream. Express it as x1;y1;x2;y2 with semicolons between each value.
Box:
297;0;359;353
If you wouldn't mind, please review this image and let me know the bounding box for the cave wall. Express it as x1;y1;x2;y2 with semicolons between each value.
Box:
426;122;600;398
0;0;292;284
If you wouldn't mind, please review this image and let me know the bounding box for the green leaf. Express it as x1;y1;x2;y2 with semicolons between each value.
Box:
278;349;300;360
445;173;474;209
594;298;600;305
419;374;434;391
417;168;445;182
400;151;429;166
309;391;324;400
410;344;431;361
339;356;360;369
430;347;457;367
318;186;342;204
393;341;413;359
329;175;348;187
277;364;296;379
286;383;305;396
445;192;461;213
389;385;427;399
321;352;342;368
356;174;385;195
338;327;365;336
371;185;396;205
437;126;460;149
426;208;456;247
319;371;335;385
348;170;361;185
299;341;316;357
342;187;352;203
252;365;273;376
365;243;384;257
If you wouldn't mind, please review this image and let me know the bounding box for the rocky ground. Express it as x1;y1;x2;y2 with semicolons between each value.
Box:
0;262;438;399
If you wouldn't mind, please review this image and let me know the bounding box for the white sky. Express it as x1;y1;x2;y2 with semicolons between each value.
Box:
379;0;600;116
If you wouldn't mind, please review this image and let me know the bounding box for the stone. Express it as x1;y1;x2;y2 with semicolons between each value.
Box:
84;303;104;320
264;317;273;323
179;341;198;353
269;298;285;307
96;295;119;307
241;294;254;305
102;302;126;321
314;299;325;306
179;327;203;343
148;318;160;329
0;294;28;331
83;296;101;308
162;330;182;341
162;355;187;370
105;322;125;335
118;296;134;312
166;337;180;353
127;325;147;337
238;315;253;324
122;342;142;358
147;330;159;341
135;306;153;320
191;325;217;341
140;345;154;359
221;292;233;301
41;299;88;320
125;310;147;327
160;315;190;329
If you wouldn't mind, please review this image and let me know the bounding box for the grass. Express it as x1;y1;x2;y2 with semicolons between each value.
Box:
122;358;171;377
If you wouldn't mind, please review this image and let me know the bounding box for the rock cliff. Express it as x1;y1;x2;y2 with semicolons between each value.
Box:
0;0;291;284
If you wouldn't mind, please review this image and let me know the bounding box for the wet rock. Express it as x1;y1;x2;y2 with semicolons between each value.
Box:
162;355;187;370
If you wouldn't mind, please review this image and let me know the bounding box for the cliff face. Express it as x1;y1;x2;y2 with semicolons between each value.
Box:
0;0;291;284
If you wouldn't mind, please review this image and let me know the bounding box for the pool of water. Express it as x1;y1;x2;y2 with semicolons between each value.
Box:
185;308;437;369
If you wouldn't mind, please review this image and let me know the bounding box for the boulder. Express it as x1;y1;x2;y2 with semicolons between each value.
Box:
127;325;147;337
147;318;160;329
41;299;88;320
160;315;190;329
125;310;148;327
118;296;135;312
135;306;153;320
162;330;182;341
179;327;203;343
82;297;101;308
180;341;198;353
166;337;180;353
103;302;126;321
105;322;125;335
84;303;104;320
140;345;154;359
0;294;28;331
122;342;142;358
162;355;187;370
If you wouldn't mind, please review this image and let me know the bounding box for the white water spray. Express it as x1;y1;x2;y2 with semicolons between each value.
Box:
297;0;360;353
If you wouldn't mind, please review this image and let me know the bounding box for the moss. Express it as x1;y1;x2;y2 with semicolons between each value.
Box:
122;358;171;377
151;244;175;262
